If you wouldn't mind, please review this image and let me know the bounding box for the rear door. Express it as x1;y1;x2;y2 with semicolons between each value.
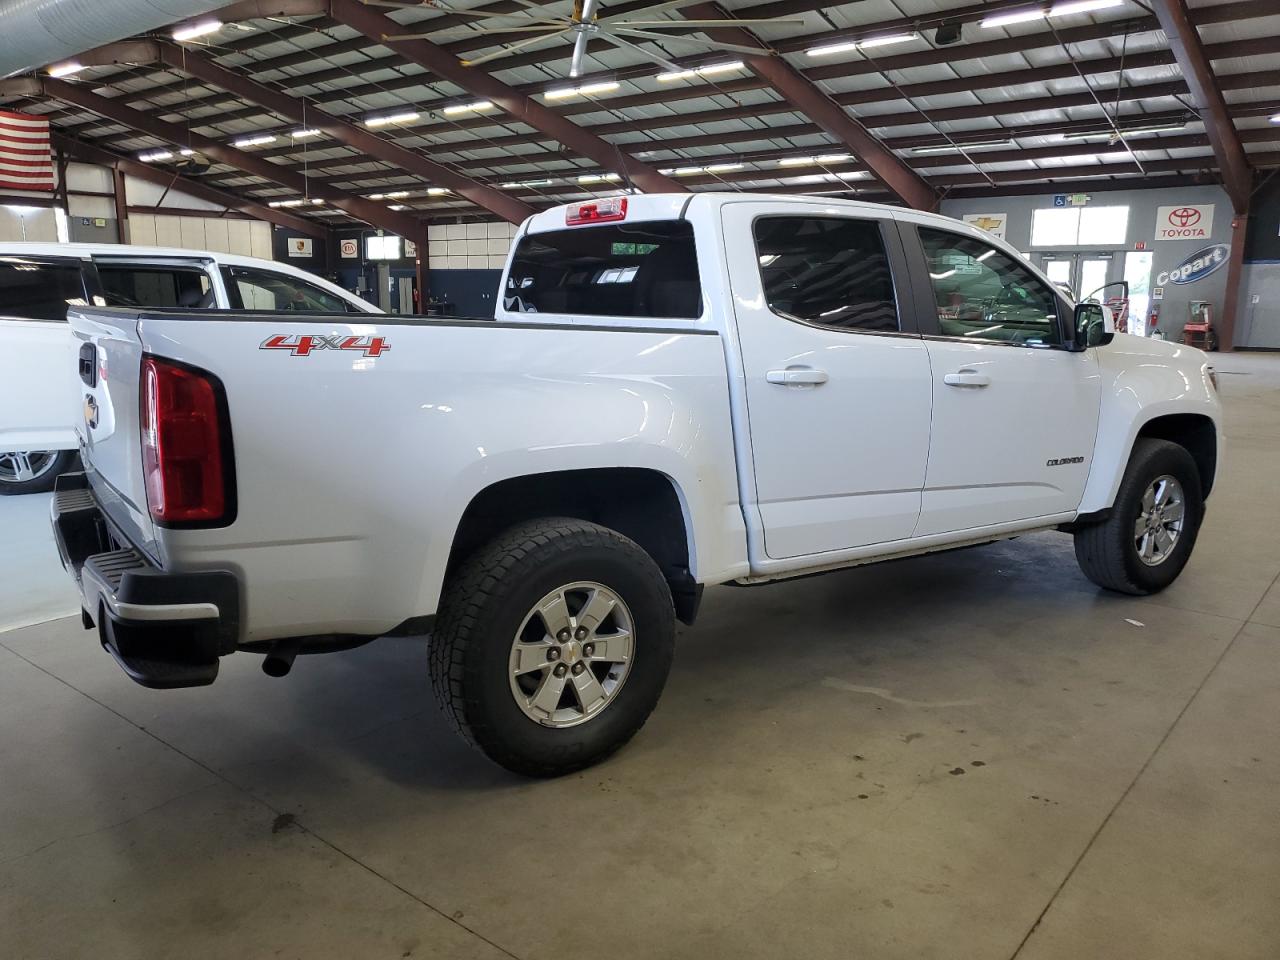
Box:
722;200;932;559
899;221;1102;536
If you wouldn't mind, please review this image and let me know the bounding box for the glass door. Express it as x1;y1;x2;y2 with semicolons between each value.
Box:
1123;251;1154;337
1038;253;1122;302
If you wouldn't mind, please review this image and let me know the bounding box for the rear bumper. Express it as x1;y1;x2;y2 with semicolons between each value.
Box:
51;473;240;689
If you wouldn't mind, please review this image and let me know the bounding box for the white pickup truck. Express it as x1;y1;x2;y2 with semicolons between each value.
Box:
52;193;1222;776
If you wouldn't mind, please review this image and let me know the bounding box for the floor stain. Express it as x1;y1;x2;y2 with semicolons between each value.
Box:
270;812;296;834
822;677;985;708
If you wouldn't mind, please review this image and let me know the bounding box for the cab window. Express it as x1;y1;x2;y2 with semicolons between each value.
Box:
223;266;359;313
97;263;214;309
0;258;87;321
918;228;1062;347
754;216;899;332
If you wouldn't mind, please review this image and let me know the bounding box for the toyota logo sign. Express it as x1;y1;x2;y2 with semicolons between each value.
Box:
1156;204;1213;240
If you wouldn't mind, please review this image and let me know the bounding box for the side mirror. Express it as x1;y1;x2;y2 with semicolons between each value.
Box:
1073;301;1113;349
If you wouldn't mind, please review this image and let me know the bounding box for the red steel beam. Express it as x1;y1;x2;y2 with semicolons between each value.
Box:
51;133;327;237
150;41;533;225
1151;0;1253;213
327;0;687;195
40;76;422;238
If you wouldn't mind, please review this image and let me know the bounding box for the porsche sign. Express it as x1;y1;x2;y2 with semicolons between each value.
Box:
1155;204;1214;241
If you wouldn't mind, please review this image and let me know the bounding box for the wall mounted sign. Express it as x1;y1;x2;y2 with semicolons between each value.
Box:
1134;240;1147;251
405;239;417;258
1155;204;1214;241
288;237;313;258
1152;286;1165;300
339;238;358;259
962;212;1008;241
1155;243;1230;286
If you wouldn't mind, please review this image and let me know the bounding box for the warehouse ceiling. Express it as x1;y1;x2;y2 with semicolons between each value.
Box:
1;0;1277;227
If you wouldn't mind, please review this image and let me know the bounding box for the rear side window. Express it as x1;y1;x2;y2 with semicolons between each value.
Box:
754;217;899;332
0;258;87;321
97;264;214;309
505;221;701;319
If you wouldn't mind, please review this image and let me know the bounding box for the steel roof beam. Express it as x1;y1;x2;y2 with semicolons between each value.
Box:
1151;0;1253;213
36;77;423;237
327;0;686;195
147;41;534;224
50;132;327;237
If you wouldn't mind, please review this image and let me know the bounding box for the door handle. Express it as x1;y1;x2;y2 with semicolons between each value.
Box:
766;368;829;386
943;370;991;388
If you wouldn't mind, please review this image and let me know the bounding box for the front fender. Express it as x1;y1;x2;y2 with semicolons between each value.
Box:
1076;336;1221;515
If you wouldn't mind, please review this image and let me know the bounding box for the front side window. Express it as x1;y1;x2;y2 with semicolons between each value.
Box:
0;258;86;321
505;221;701;319
97;264;213;309
225;266;358;313
754;216;898;332
919;228;1062;347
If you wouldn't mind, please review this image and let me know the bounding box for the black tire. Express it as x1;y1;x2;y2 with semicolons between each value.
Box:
1073;438;1204;595
0;449;78;496
429;517;676;777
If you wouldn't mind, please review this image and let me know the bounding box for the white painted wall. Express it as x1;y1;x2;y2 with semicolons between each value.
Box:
427;220;515;271
128;211;272;258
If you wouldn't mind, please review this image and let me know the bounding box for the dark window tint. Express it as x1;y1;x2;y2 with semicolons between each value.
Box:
224;266;358;313
918;228;1062;346
97;264;214;309
506;221;701;319
0;258;86;321
754;217;899;332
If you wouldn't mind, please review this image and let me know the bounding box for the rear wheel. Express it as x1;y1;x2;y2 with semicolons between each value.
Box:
0;449;77;495
1073;438;1204;595
429;518;676;777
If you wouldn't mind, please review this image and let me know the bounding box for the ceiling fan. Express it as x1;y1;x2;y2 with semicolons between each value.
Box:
364;0;807;79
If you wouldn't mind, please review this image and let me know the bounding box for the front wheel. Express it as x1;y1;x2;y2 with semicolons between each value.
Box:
0;449;78;495
1073;438;1204;595
429;518;676;777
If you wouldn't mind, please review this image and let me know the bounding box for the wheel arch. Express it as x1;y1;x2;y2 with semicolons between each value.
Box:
444;467;702;624
1135;413;1217;499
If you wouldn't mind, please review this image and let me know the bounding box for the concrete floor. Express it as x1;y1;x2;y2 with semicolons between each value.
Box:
2;355;1279;960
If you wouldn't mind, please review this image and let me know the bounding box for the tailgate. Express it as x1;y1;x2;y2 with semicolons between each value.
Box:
68;307;156;557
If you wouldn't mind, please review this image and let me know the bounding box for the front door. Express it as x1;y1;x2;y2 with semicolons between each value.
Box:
902;223;1103;536
1038;252;1122;302
722;201;933;559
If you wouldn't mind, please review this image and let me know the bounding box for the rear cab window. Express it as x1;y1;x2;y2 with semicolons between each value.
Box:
0;257;89;321
505;221;701;319
96;262;215;309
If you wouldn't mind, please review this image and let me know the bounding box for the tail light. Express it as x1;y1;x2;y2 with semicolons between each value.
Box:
140;356;234;525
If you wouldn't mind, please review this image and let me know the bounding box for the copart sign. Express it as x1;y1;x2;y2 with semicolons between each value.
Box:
1155;244;1230;286
1155;204;1214;240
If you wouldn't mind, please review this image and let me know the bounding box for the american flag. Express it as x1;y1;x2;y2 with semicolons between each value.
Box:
0;109;55;193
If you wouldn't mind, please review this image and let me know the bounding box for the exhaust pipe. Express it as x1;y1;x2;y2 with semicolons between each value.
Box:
262;638;301;678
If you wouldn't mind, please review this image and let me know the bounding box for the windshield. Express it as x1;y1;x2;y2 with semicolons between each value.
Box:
505;220;701;319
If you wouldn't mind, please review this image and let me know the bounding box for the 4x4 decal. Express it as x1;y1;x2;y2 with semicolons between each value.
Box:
260;334;390;357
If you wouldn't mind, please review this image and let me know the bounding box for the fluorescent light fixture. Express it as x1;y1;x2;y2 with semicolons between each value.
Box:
544;81;620;101
502;179;553;189
368;190;410;200
179;148;195;156
786;171;867;185
1050;0;1123;15
981;8;1048;28
138;150;172;162
291;128;322;139
807;33;915;56
232;134;277;148
656;60;744;82
443;100;494;116
365;111;420;128
911;139;1011;154
706;163;743;173
268;199;307;207
426;187;450;195
859;33;917;49
1059;123;1185;140
172;18;221;42
1271;113;1280;124
47;61;84;78
577;172;622;183
389;204;408;210
311;198;325;205
806;40;860;57
778;152;852;166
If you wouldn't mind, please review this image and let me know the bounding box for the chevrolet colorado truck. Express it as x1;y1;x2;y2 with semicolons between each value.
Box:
52;193;1222;776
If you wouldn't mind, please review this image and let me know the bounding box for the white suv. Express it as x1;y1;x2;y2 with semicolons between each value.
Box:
0;243;378;494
